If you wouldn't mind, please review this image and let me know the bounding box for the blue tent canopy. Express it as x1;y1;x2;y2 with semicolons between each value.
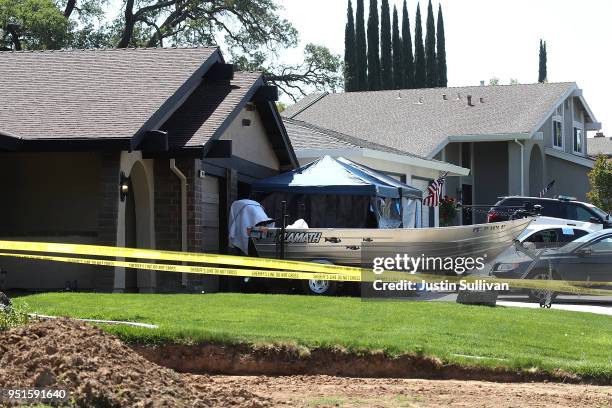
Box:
252;156;422;199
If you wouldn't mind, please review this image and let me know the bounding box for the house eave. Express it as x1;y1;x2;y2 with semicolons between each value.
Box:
545;147;595;169
428;133;532;158
296;147;470;176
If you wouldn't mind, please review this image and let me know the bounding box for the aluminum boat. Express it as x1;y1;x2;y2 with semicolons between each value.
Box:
249;218;533;268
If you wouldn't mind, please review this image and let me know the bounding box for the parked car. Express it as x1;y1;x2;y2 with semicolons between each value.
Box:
491;228;612;302
487;196;611;228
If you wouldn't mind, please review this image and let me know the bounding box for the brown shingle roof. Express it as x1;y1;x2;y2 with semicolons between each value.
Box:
161;71;262;148
283;83;577;157
0;47;219;141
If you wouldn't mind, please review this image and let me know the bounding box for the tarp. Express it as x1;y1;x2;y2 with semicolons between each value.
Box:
252;156;422;199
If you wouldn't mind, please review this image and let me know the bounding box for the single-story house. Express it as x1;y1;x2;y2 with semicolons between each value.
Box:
282;82;601;224
587;132;612;160
282;117;469;227
0;47;297;293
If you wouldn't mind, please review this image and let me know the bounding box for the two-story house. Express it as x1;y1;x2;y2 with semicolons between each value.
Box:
282;82;600;224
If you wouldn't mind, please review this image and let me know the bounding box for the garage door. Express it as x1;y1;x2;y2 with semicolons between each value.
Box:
201;175;220;253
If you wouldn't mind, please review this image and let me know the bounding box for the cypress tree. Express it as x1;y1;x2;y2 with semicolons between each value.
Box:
355;0;367;91
392;6;402;89
380;0;393;90
425;0;437;87
367;0;381;91
538;39;547;83
401;0;414;89
436;4;447;87
413;3;426;88
344;0;358;92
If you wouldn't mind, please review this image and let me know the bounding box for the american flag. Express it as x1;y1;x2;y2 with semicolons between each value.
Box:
423;173;447;207
539;180;556;198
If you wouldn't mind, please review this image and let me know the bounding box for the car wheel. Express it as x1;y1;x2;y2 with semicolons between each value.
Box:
301;279;338;296
526;269;558;303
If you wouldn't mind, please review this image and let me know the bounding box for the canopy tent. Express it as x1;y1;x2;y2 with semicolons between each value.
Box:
252;156;422;199
252;156;423;229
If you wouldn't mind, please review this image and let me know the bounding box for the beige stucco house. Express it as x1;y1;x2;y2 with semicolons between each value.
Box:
0;47;296;293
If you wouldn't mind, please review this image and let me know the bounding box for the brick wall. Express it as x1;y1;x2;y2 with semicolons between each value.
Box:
95;151;120;291
153;158;185;292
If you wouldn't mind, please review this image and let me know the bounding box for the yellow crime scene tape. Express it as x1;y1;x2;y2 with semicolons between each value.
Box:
0;240;611;296
0;240;365;276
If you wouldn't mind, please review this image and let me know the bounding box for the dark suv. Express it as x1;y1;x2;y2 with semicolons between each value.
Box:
487;196;611;228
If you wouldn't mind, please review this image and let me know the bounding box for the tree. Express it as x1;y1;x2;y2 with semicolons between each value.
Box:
237;44;342;102
424;0;437;88
0;0;70;50
380;0;392;90
367;0;381;90
391;6;402;89
0;0;342;101
355;0;367;91
489;77;500;85
587;155;612;213
401;0;414;89
413;3;426;88
538;39;547;83
344;0;358;92
436;4;447;87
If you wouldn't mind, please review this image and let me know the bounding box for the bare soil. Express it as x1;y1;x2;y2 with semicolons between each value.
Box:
207;375;612;408
134;343;599;384
0;319;269;407
0;319;610;407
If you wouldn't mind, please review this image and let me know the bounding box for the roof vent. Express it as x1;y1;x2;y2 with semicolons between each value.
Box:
467;95;474;106
480;80;485;86
397;91;402;99
595;132;605;138
479;97;485;104
442;94;448;100
456;93;462;100
415;96;424;104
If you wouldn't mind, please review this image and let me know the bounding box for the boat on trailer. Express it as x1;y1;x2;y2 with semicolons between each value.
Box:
249;218;533;268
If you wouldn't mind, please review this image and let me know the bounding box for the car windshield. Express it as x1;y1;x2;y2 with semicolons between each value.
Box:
585;204;609;220
574;230;612;243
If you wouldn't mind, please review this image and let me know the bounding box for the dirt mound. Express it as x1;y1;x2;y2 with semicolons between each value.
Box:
0;319;271;407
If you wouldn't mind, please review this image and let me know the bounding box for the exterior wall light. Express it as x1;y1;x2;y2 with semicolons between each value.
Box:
120;172;130;202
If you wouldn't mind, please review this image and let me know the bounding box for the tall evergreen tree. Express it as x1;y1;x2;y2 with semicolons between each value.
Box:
344;0;358;91
355;0;367;90
413;3;426;88
538;39;547;83
367;0;381;90
401;0;414;89
392;6;403;89
380;0;393;90
425;0;437;87
436;4;447;87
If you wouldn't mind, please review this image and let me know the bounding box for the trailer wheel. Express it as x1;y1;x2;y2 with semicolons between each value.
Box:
301;279;338;296
301;260;338;296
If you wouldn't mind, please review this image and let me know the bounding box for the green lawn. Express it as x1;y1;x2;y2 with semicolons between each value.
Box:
13;292;612;380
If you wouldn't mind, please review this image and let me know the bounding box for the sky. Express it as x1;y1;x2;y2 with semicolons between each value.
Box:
103;0;611;135
276;0;612;135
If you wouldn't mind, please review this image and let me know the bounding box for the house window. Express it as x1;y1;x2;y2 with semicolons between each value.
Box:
573;127;583;153
553;120;563;149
